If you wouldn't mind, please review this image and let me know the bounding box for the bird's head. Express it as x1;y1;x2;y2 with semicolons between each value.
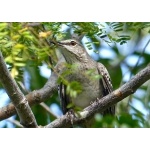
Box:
54;39;90;64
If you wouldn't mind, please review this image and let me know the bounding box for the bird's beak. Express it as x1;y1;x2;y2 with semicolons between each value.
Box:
57;42;64;46
49;40;63;46
49;40;57;45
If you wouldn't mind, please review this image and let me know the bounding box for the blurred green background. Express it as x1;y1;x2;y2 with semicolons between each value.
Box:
0;22;150;128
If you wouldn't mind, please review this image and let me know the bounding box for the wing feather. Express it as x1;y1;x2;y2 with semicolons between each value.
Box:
97;63;115;115
59;83;70;114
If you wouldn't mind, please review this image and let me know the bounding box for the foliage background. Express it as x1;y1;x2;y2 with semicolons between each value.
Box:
0;22;150;128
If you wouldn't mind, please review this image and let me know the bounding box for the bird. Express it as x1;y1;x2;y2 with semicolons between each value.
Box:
52;36;115;127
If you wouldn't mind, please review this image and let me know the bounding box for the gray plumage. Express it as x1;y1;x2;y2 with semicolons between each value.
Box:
57;38;115;117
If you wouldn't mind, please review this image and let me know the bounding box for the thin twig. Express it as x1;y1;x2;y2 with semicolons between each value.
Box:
7;119;23;128
40;102;59;119
127;38;150;107
27;22;41;27
130;38;150;78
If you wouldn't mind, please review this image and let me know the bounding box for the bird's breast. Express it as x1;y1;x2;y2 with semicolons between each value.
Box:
66;64;103;108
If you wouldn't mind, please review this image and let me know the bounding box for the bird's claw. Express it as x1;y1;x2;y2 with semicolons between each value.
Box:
66;109;77;125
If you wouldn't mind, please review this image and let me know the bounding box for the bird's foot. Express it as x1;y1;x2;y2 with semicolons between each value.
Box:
90;98;99;105
90;101;94;105
66;109;77;126
96;97;100;102
89;98;100;107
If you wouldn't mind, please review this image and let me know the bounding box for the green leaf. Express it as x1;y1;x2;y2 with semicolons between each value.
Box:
66;81;82;98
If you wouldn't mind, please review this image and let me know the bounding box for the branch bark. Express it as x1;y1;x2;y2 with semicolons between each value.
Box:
45;64;150;128
0;57;64;121
0;72;58;121
0;51;38;127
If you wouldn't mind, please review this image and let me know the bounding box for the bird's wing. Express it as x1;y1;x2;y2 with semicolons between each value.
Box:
97;63;115;115
58;82;70;114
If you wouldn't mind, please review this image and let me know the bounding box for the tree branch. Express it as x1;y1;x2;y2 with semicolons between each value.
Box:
27;22;41;27
0;72;58;121
0;51;38;127
1;57;150;128
0;57;64;121
45;64;150;128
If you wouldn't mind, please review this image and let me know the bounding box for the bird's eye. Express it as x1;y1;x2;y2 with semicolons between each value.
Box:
70;41;77;46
